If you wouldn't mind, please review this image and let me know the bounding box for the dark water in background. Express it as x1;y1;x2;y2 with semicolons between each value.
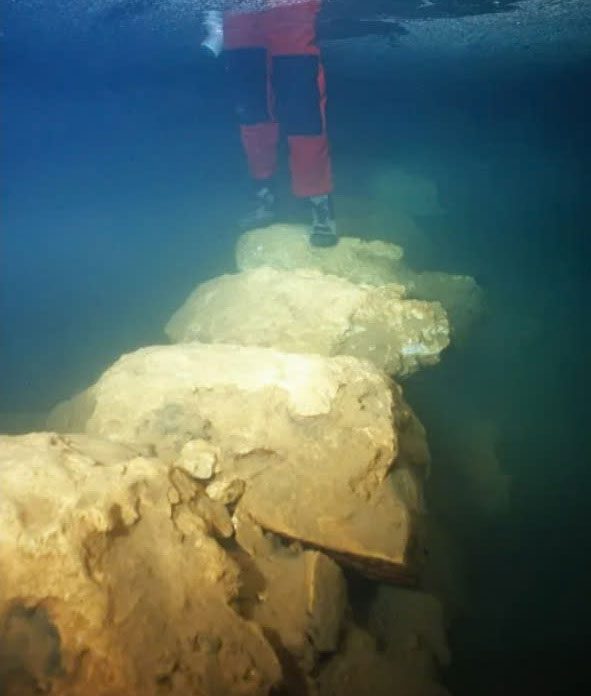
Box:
1;9;590;695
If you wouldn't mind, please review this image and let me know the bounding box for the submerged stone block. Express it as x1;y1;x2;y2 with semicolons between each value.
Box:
236;224;405;286
48;343;428;583
236;225;483;341
232;511;347;682
165;267;449;376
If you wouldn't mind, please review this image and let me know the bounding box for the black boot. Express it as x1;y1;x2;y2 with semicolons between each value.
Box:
239;182;276;230
309;194;338;247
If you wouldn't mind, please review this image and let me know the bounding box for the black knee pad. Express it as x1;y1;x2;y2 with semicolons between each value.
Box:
224;47;270;125
272;54;323;136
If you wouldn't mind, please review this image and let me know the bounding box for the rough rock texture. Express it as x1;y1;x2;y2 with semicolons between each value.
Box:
403;270;484;344
0;432;281;696
176;437;220;480
236;225;405;287
233;511;347;691
47;343;429;583
4;201;463;695
165;267;450;377
236;225;483;341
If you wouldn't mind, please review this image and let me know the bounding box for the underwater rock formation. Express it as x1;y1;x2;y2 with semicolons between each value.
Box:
48;343;427;584
233;510;347;684
0;431;447;696
403;271;484;345
236;224;405;286
236;225;483;341
2;225;476;695
165;266;450;377
0;432;281;695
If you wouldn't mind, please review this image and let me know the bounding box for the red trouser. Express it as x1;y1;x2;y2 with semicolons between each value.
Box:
223;0;332;198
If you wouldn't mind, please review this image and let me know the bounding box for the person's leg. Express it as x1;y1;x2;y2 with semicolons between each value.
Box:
224;11;279;226
265;0;336;245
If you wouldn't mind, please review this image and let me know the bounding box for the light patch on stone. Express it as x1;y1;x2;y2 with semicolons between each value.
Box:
176;439;219;479
206;478;246;505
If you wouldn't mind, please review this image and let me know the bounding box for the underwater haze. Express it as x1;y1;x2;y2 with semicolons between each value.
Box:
2;1;590;694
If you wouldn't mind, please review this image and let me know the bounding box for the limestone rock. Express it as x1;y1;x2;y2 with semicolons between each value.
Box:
403;270;484;344
165;267;449;377
236;225;483;340
192;487;235;539
207;477;246;505
232;511;347;684
0;432;281;695
177;438;220;479
305;550;347;654
48;343;428;582
236;224;404;286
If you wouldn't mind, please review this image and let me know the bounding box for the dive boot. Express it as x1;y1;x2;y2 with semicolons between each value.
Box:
239;182;276;230
309;194;338;247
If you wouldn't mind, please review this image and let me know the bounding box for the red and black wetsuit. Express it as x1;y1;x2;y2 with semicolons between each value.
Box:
223;0;332;199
